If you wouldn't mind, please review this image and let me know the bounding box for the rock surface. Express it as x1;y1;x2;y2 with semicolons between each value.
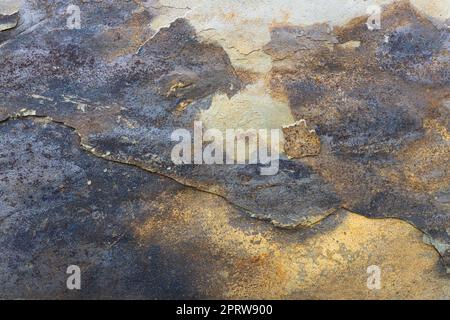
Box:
0;0;449;299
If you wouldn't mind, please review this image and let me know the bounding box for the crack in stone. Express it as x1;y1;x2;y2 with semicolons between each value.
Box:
1;114;334;229
3;115;447;273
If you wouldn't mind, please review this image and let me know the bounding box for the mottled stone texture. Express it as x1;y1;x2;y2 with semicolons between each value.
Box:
266;1;450;267
0;0;449;299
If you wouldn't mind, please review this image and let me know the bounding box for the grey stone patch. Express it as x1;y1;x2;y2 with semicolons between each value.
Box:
172;161;340;227
376;23;449;85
